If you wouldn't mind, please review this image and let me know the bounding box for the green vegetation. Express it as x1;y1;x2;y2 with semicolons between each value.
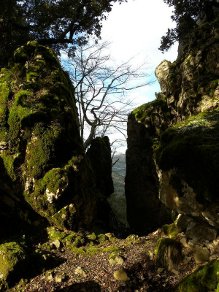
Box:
45;226;120;255
157;110;219;203
160;0;219;52
177;260;219;291
133;99;169;123
132;98;172;139
1;152;19;181
0;42;96;233
155;238;183;272
162;223;179;239
0;242;26;289
0;0;126;67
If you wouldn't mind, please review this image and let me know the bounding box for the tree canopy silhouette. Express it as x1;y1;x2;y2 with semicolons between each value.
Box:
0;0;126;67
160;0;219;52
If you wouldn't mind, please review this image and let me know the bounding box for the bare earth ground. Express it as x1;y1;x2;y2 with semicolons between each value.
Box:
9;230;196;292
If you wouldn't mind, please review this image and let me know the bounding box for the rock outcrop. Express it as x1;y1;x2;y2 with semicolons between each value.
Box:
126;16;219;239
0;41;98;238
87;136;114;198
86;136;114;230
125;105;171;234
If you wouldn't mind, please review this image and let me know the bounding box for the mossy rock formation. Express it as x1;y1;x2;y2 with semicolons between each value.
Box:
0;241;26;290
157;110;219;231
125;17;219;237
155;237;183;273
0;41;98;238
125;100;172;234
177;260;219;292
86;136;114;230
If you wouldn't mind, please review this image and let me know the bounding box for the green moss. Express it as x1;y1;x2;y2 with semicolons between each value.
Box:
0;69;11;148
155;238;183;271
0;82;9;124
50;204;76;230
14;41;58;65
0;42;88;233
131;98;172;137
14;46;29;63
132;99;169;123
7;99;35;151
1;152;20;181
177;260;219;291
14;90;33;105
171;111;215;129
86;232;97;241
25;124;62;178
47;226;67;241
157;110;219;203
47;227;112;255
97;233;108;243
162;223;179;239
0;242;26;281
23;166;73;228
42;168;68;195
125;234;141;244
208;79;218;96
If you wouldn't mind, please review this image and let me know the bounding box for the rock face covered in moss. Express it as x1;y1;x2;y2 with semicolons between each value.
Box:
126;16;219;238
177;260;219;292
0;241;26;290
125;104;171;234
0;41;98;237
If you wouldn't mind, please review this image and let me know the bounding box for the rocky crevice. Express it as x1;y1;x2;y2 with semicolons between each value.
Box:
0;15;218;291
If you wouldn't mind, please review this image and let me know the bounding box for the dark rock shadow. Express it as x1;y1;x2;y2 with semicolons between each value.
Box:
117;254;172;292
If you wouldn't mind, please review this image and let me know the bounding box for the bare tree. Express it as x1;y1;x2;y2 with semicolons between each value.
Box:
64;41;151;149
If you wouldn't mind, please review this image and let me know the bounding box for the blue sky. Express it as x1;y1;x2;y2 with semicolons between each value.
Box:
96;0;178;152
101;0;178;106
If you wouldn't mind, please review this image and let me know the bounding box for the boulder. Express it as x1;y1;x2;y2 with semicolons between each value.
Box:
155;238;183;273
125;16;219;239
86;136;114;230
0;242;26;290
177;260;219;291
0;41;98;236
157;110;219;231
125;101;171;234
86;136;114;198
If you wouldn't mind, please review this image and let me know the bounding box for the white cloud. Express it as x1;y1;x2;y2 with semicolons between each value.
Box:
97;0;179;152
101;0;178;105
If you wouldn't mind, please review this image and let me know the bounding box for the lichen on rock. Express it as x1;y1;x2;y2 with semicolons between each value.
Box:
177;260;219;292
126;16;219;240
156;110;219;231
155;237;183;273
0;241;26;289
0;41;98;235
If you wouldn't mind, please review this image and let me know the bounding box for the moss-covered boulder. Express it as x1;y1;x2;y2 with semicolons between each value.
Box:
176;260;219;292
0;41;98;236
157;110;219;232
0;242;26;290
125;16;219;238
155;238;183;273
125;100;172;234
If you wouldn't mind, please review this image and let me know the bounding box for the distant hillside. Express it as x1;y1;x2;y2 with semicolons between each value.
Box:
112;153;126;176
108;154;128;227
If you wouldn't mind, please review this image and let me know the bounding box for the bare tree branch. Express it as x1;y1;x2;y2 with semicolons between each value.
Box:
64;41;152;149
